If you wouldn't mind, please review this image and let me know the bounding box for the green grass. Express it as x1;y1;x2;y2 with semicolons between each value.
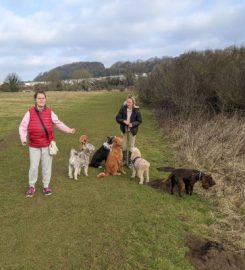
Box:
0;91;213;270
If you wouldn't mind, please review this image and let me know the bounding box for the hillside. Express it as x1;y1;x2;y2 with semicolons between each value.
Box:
34;61;106;81
33;57;170;81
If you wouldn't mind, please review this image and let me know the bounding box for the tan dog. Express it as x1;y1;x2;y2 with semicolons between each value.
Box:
79;135;89;150
97;136;125;177
131;147;150;184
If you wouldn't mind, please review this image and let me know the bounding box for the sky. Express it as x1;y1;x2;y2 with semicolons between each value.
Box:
0;0;244;81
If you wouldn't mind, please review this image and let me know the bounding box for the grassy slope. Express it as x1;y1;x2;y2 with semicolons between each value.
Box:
0;91;213;270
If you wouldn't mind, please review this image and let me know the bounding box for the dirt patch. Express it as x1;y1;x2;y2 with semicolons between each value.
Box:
147;178;170;193
186;235;245;270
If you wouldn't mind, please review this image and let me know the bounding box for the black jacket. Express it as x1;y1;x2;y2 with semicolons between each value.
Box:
116;105;142;135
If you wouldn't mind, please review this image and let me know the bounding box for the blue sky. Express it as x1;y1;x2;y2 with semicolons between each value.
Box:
0;0;244;81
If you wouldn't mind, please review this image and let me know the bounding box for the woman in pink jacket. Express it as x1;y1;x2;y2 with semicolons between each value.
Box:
19;90;76;197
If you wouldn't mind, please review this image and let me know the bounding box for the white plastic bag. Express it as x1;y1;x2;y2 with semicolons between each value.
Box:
49;141;59;156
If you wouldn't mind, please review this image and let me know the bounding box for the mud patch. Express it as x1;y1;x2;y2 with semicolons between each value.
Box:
186;235;245;270
147;178;170;193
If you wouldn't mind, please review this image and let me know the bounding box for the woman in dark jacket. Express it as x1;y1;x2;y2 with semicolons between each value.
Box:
116;95;142;166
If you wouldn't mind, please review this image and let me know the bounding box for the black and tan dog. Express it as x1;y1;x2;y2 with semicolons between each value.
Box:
157;167;215;196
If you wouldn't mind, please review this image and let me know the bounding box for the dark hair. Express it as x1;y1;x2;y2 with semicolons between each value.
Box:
34;90;46;99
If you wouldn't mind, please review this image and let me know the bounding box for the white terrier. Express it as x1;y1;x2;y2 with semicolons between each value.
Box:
130;147;150;184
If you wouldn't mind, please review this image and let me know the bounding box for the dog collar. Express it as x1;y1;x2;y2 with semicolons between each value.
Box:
196;172;203;181
131;156;141;165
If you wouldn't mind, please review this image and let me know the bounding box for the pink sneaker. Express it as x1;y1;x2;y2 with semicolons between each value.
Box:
43;187;52;196
26;186;35;198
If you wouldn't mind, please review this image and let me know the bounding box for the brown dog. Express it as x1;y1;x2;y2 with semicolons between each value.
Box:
97;136;125;177
79;135;89;150
158;167;215;196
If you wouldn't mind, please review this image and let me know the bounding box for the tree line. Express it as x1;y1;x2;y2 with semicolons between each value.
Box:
0;57;167;92
34;57;167;82
138;46;245;115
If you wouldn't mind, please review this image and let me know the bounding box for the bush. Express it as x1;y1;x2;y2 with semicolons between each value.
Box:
138;47;245;115
1;73;21;92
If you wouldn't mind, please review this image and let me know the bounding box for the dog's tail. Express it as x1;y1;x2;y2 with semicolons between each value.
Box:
157;166;175;172
97;172;109;178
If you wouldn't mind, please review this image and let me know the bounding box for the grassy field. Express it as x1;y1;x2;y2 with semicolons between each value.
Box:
0;91;213;270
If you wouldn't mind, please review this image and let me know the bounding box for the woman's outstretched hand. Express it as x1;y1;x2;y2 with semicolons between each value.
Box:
71;128;76;134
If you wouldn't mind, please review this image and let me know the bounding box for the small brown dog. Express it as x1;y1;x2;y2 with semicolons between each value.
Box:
158;167;215;196
79;135;89;150
97;136;125;177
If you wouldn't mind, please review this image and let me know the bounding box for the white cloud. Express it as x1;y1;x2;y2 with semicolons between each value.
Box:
0;0;244;81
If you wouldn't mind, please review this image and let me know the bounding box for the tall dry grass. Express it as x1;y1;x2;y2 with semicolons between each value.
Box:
155;109;245;252
137;47;245;253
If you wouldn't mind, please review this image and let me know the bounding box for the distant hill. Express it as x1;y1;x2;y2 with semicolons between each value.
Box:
34;62;106;81
33;57;171;81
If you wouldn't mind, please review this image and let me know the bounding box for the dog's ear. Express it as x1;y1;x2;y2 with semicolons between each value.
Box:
208;175;216;186
202;183;209;189
206;174;215;181
131;147;137;155
116;137;123;145
202;175;216;189
71;149;78;155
